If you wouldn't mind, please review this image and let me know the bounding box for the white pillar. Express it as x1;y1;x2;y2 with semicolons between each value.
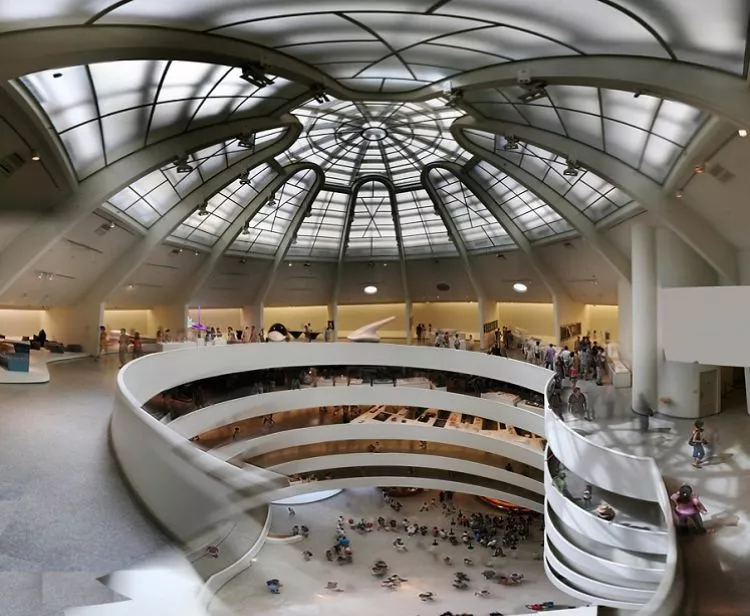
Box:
405;299;413;345
241;303;264;333
553;293;586;346
617;278;633;368
631;223;658;410
478;297;496;350
327;301;338;341
41;299;104;355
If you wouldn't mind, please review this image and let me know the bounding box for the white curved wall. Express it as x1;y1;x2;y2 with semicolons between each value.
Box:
265;476;544;513
266;453;544;495
169;385;544;439
545;408;660;501
215;422;544;469
121;342;551;404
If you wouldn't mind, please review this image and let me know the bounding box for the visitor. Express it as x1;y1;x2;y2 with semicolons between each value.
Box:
544;343;555;369
131;332;142;359
689;420;708;468
232;426;240;441
567;387;587;419
117;328;129;368
671;484;707;534
416;323;422;344
97;325;107;360
594;502;615;521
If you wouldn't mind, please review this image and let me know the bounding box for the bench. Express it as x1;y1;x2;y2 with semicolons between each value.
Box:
0;352;30;372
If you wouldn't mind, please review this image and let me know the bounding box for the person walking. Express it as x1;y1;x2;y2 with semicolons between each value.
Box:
117;328;129;368
544;344;555;370
567;387;588;419
689;420;708;468
131;331;143;360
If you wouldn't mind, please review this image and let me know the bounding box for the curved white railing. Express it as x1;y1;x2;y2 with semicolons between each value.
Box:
168;385;544;440
112;343;681;614
543;403;681;614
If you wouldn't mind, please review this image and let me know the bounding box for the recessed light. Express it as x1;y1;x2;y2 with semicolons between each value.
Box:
363;285;378;295
675;190;683;199
513;282;528;293
288;262;293;267
30;150;40;161
739;128;748;138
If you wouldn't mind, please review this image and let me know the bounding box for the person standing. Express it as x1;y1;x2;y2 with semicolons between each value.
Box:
544;344;555;370
97;325;108;361
118;328;129;368
131;332;143;359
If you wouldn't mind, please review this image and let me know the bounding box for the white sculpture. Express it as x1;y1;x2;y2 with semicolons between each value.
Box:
267;331;287;342
347;316;395;343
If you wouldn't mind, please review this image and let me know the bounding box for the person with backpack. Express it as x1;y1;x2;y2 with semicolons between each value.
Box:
689;420;708;468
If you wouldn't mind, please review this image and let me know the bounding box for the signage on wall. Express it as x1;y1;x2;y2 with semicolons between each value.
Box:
483;320;499;334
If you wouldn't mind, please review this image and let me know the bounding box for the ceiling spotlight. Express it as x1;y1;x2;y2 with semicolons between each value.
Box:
174;156;193;174
236;133;256;150
241;220;251;235
675;190;683;199
311;84;330;104
444;88;463;108
517;81;548;103
194;250;200;256
288;262;293;267
266;193;277;206
108;220;116;230
30;150;41;161
238;63;275;89
563;159;580;177
238;170;252;185
738;128;748;138
502;135;520;151
127;284;134;290
178;248;184;254
363;285;378;295
694;164;706;174
196;202;209;217
513;282;528;293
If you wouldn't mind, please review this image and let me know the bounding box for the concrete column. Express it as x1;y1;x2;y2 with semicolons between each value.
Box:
41;299;104;355
241;303;264;333
631;223;658;411
617;278;633;368
553;294;586;346
149;304;188;339
478;297;497;350
656;228;719;418
327;302;338;341
405;299;413;345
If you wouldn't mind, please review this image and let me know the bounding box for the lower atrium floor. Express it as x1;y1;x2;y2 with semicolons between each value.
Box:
211;488;579;616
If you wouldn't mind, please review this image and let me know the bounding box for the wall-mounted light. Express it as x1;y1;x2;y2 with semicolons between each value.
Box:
364;285;378;295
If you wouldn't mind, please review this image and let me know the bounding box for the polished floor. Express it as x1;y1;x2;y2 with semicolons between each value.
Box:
210;488;579;616
0;357;748;615
0;357;168;616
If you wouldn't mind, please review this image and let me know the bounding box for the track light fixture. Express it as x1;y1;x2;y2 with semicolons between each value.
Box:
196;201;209;217
305;206;312;218
241;220;251;235
238;63;275;89
444;88;463;108
311;85;330;104
517;80;548;103
174;155;193;174
30;150;41;161
238;170;252;186
563;159;580;177
266;192;277;206
236;133;256;150
108;221;116;230
502;135;520;151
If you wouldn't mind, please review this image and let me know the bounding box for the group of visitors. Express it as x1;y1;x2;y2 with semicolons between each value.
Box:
98;326;144;367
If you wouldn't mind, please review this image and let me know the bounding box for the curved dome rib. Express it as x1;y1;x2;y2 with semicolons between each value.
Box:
456;115;738;283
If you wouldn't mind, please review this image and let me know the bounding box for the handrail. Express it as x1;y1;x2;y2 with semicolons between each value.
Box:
543;382;680;615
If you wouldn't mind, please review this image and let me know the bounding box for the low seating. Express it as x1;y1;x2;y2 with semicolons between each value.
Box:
46;341;65;354
0;352;30;372
65;344;83;353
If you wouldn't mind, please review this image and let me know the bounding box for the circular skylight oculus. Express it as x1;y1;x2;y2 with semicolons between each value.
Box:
513;282;528;293
363;285;378;295
360;122;388;142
